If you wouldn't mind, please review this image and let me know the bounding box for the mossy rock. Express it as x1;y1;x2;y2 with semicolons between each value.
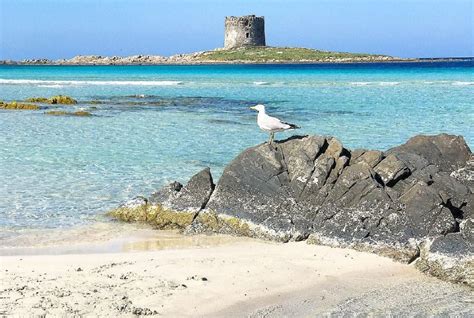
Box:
193;211;252;237
25;97;50;103
416;257;474;288
149;205;196;230
107;202;149;222
0;101;40;110
26;95;77;105
107;201;196;230
45;110;92;117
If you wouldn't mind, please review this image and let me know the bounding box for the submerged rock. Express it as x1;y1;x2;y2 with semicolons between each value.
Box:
44;110;92;117
109;134;473;286
26;95;77;105
0;101;40;110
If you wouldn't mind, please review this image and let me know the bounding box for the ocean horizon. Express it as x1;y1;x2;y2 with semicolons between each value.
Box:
1;61;473;241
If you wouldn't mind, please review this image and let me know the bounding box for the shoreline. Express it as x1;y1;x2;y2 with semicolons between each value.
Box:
0;222;253;256
1;57;473;66
1;239;472;316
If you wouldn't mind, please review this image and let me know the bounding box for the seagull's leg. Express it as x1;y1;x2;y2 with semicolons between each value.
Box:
269;132;274;145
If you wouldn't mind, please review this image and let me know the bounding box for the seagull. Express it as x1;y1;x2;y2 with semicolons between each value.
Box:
249;104;300;145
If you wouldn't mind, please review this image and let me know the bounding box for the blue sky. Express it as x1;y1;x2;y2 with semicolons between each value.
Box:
0;0;472;59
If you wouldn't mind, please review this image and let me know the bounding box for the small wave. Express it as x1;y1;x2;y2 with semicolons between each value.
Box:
349;81;400;86
0;79;183;86
253;81;270;86
452;81;474;86
37;84;64;88
349;82;371;86
378;81;400;86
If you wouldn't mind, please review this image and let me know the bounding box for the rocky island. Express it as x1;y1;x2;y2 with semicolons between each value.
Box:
3;47;401;65
110;133;473;288
2;15;405;65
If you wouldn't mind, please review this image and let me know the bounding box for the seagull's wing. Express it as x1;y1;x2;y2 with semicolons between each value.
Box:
260;114;300;130
261;114;292;130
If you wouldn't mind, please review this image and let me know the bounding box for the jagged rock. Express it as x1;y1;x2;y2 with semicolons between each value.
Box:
374;154;410;186
399;183;457;237
167;167;214;212
149;181;182;206
109;133;473;285
203;138;310;240
451;155;474;192
387;134;471;172
351;150;383;168
149;168;214;212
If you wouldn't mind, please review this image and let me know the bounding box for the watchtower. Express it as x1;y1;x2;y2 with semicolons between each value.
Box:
224;15;266;49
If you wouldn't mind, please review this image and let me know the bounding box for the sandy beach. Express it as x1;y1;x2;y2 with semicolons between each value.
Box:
1;231;473;317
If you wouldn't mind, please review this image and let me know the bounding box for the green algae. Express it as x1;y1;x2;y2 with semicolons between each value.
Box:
25;97;50;103
108;201;254;236
107;203;196;230
194;211;252;237
0;101;40;110
26;95;77;105
107;203;149;222
149;205;196;230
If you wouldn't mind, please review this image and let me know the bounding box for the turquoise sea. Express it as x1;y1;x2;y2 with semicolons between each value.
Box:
0;62;473;240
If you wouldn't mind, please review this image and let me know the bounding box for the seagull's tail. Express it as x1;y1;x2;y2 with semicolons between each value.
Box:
287;123;300;130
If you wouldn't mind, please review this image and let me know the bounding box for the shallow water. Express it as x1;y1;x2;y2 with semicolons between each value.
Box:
0;62;473;238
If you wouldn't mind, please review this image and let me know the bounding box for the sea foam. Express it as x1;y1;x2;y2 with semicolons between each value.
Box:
452;81;474;86
349;81;400;86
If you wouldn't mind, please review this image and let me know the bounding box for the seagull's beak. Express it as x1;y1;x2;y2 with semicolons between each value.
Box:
249;106;256;110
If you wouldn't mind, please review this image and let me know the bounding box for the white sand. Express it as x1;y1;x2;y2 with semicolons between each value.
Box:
1;233;473;316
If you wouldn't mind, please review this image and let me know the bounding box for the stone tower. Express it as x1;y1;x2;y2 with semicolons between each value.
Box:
224;15;266;49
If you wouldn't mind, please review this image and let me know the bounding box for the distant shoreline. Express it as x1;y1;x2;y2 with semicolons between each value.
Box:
4;46;472;66
1;57;472;66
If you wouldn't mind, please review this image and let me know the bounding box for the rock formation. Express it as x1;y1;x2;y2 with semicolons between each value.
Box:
109;134;473;287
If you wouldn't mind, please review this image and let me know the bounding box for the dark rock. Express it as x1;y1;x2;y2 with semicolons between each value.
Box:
374;154;410;186
150;168;214;212
387;134;471;172
149;181;182;206
398;183;457;237
167;168;214;212
109;133;473;286
352;150;383;168
451;155;474;192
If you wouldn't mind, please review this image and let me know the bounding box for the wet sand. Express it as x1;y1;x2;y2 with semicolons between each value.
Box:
1;233;473;317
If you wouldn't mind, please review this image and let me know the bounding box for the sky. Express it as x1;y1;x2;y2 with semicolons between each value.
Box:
0;0;472;60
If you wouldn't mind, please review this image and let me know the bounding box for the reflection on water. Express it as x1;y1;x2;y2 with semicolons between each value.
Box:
0;222;257;256
121;231;255;252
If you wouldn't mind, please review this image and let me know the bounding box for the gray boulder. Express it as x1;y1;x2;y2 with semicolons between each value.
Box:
150;168;214;212
387;133;471;172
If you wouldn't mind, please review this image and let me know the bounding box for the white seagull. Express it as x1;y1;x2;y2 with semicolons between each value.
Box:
249;104;300;145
